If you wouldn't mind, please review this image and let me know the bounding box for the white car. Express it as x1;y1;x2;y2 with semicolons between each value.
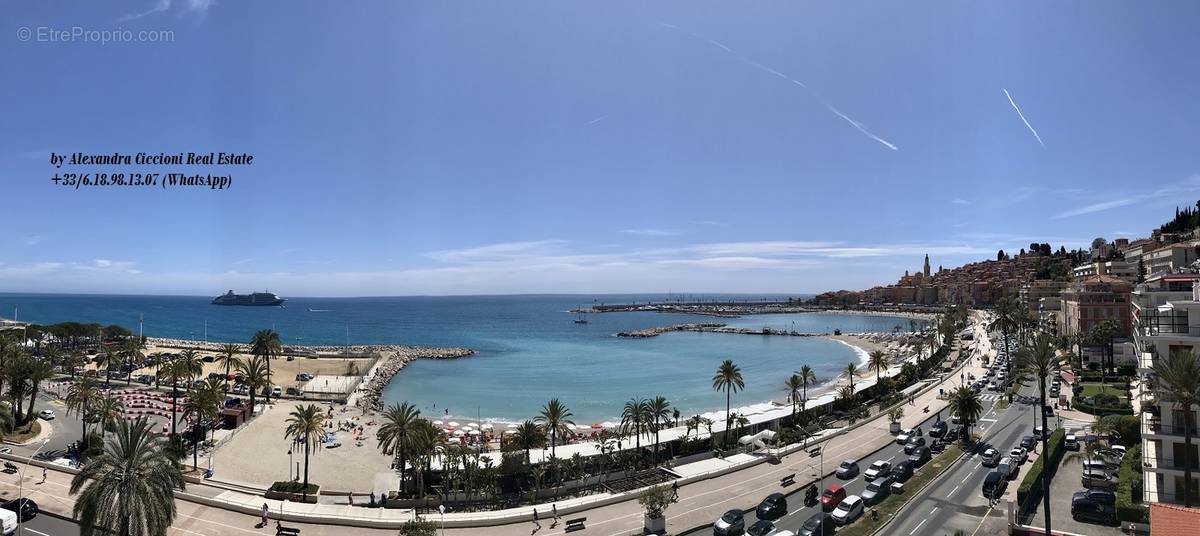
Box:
864;460;891;480
896;428;914;444
1008;447;1028;464
37;410;54;420
0;508;16;535
1064;434;1079;451
831;495;864;525
981;448;1000;467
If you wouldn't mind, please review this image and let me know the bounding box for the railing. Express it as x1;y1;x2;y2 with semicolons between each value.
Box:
1144;419;1197;436
1137;313;1196;336
1142;454;1200;471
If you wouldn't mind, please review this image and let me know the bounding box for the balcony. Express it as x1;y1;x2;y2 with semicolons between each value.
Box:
1137;312;1198;337
1144;417;1197;437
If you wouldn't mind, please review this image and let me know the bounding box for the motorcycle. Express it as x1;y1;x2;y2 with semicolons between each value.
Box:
804;484;819;507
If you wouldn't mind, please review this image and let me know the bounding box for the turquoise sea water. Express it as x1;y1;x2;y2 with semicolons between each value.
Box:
0;293;923;423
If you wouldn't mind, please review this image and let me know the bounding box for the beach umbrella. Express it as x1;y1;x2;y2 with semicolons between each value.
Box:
480;423;494;430
467;423;479;428
468;430;481;435
447;437;460;444
591;423;603;429
433;420;444;426
443;429;453;434
601;421;617;428
448;421;460;427
506;423;518;429
503;429;517;435
453;430;466;437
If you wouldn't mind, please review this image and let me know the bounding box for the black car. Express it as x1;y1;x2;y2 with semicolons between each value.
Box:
908;445;932;466
747;519;777;536
891;460;915;482
1074;489;1116;505
943;428;959;443
799;512;836;536
2;498;38;521
1020;435;1036;450
904;436;927;454
755;493;787;521
981;470;1006;499
713;509;744;536
929;421;947;438
1072;493;1116;524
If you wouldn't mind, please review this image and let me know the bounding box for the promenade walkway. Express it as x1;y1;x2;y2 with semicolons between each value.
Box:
2;315;994;536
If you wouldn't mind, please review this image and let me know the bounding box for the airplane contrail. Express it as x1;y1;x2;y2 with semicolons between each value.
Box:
707;39;732;53
1003;88;1045;147
586;115;607;125
825;105;900;151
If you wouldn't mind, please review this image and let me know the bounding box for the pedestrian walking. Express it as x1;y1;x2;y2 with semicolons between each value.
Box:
671;481;679;502
532;508;541;534
259;503;269;528
40;467;47;484
551;504;559;528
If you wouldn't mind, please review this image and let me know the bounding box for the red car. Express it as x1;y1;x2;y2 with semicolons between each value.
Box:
820;484;846;512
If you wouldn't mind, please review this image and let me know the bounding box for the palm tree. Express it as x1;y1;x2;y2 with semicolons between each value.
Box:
25;357;56;424
122;337;143;386
66;377;101;447
1014;332;1066;532
176;349;204;393
63;350;85;379
797;365;817;413
948;386;984;443
989;296;1021;377
93;394;124;440
159;358;184;437
5;352;30;423
234;355;271;414
535;399;575;468
868;350;890;388
620;397;649;450
0;403;15;436
250;330;282;403
70;417;185;536
510;420;545;465
711;360;744;446
785;374;804;420
376;401;421;495
648;396;672;464
283;404;326;502
842;362;859;393
1152;349;1200;507
180;385;220;471
214;343;240;394
95;348;120;388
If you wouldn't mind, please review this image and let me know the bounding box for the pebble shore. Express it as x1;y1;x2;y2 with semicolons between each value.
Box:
354;346;475;411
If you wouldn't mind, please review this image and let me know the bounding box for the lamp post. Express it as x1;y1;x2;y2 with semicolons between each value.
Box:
288;448;293;481
19;439;51;535
439;504;446;536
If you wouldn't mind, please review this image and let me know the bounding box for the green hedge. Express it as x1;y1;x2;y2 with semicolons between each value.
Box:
1071;398;1134;416
1017;428;1066;510
269;481;320;494
1117;445;1149;523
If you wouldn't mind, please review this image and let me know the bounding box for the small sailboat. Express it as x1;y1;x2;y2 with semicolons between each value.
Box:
573;310;589;324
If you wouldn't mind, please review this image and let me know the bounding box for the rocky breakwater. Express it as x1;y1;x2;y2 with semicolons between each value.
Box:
356;346;474;411
616;323;727;338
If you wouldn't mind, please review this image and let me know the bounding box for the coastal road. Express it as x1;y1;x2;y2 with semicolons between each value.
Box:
881;376;1057;535
18;513;81;536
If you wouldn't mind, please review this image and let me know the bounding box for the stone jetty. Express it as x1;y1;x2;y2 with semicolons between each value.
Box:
616;323;832;338
354;346;475;411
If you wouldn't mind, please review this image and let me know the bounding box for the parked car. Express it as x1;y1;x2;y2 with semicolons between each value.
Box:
713;509;745;536
930;421;947;438
835;460;859;479
1009;447;1028;464
1074;488;1117;505
896;429;915;444
1110;445;1128;458
1081;470;1119;490
1083;460;1118;474
285;386;304;396
981;448;1000;467
756;493;787;520
831;495;864;525
0;506;16;535
997;457;1018;480
864;460;891;480
982;470;1007;499
1072;492;1116;524
1034;426;1046;438
909;446;932;466
271;385;283;397
37;410;54;420
1064;434;1079;451
943;428;959;443
891;460;915;482
862;476;892;505
1020;435;1037;450
820;484;847;512
798;512;836;536
904;437;927;454
296;373;315;382
0;498;37;522
746;519;777;536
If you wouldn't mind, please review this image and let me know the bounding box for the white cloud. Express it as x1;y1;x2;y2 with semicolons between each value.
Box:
119;0;171;21
1052;175;1200;219
23;236;41;246
951;198;970;205
619;228;680;237
423;240;566;263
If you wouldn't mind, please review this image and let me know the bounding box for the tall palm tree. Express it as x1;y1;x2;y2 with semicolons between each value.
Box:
122;337;143;386
842;362;859;393
159;358;184;437
510;420;545;465
868;350;890;390
785;374;804;420
1014;332;1066;532
948;386;984;443
535;399;575;468
989;296;1021;377
1153;349;1200;507
25;357;56;424
66;377;101;447
214;343;240;394
648;396;672;464
250;330;282;403
180;384;219;471
176;349;204;393
797;365;817;413
234;355;271;415
283;404;326;502
620;397;649;450
63;350;85;379
93;394;124;440
5;352;30;424
376;401;421;495
70;417;185;536
711;360;745;446
95;348;120;388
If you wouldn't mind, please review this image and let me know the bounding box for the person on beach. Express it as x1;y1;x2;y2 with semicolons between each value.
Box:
551;504;559;528
532;508;541;533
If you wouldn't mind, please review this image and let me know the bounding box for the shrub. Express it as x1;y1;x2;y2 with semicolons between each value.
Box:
269;481;320;495
1071;398;1134;416
1100;414;1141;446
398;520;438;536
1116;445;1148;523
1017;428;1065;510
638;484;672;520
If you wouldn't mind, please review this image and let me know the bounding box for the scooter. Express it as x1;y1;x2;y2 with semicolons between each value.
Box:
804;484;819;507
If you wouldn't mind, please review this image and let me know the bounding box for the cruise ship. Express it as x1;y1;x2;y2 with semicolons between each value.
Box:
211;290;286;306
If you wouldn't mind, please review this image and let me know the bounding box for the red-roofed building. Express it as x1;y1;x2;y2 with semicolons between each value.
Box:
1151;502;1200;535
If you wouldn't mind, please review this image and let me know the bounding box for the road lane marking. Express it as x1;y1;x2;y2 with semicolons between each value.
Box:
21;529;50;536
950;484;960;496
910;518;927;535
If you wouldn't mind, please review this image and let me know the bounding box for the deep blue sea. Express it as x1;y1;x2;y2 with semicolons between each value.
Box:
0;293;923;423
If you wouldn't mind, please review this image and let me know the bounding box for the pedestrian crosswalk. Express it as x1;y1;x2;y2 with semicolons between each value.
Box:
978;393;1004;401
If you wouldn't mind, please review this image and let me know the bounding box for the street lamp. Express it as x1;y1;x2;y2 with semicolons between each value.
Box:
438;504;446;536
19;438;51;535
287;447;293;481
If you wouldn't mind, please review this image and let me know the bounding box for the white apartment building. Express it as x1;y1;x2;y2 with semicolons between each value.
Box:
1134;272;1200;505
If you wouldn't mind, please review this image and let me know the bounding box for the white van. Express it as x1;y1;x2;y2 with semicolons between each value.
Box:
0;507;17;534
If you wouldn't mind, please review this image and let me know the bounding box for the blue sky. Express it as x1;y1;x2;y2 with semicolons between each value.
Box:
2;1;1199;296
